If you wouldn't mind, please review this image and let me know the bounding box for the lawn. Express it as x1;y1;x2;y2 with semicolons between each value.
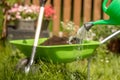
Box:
0;39;120;80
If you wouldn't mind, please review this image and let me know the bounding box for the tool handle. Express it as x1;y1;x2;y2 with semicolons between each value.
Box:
40;0;47;6
100;30;120;44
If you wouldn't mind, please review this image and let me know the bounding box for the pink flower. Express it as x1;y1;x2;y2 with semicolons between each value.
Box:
16;14;21;19
44;5;55;20
7;4;40;20
7;4;56;21
31;5;40;13
14;3;19;8
14;12;21;19
8;7;18;13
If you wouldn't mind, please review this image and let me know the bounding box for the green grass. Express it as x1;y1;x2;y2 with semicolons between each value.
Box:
0;40;120;80
90;45;120;80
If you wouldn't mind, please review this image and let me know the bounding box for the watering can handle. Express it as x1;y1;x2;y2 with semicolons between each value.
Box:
102;0;109;13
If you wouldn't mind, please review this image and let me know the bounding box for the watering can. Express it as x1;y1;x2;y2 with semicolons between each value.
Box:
84;0;120;30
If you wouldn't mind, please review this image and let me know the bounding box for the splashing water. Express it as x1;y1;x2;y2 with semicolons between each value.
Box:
68;25;88;60
69;25;88;44
76;25;88;51
69;25;92;80
76;25;87;42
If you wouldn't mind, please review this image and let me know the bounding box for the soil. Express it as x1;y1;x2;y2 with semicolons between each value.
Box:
41;36;120;54
40;35;77;46
107;38;120;54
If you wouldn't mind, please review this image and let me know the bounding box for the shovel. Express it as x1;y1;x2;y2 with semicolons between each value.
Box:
16;0;47;73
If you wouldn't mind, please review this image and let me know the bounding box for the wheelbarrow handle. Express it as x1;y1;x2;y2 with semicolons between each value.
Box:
100;30;120;44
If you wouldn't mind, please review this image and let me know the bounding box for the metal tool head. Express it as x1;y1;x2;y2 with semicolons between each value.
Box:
84;22;93;31
40;0;47;6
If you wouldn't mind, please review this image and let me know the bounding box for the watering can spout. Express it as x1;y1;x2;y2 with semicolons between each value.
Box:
84;19;119;31
93;19;119;25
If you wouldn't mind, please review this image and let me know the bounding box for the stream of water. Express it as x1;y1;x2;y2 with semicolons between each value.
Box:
76;25;87;42
69;25;88;46
68;24;88;61
69;25;91;80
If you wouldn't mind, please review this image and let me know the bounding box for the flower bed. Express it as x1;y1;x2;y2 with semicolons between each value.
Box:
7;4;40;20
7;3;55;24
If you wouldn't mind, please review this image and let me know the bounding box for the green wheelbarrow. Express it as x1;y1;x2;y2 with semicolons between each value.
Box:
10;30;120;63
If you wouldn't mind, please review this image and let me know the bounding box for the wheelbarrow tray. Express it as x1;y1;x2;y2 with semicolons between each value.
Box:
10;38;100;63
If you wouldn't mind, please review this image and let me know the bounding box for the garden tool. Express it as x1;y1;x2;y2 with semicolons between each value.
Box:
16;0;47;73
83;0;120;31
25;0;47;73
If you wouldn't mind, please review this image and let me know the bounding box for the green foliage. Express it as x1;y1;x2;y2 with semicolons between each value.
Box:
0;41;120;80
0;6;4;38
90;45;120;80
91;25;120;41
48;20;53;32
5;0;19;6
0;0;19;38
